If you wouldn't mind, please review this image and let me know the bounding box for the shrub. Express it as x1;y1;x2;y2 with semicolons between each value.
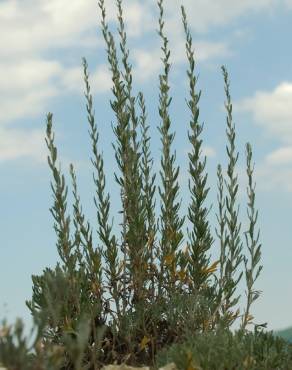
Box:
155;327;292;370
1;0;287;369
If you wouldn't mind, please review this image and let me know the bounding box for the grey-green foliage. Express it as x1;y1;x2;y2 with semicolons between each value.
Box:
0;0;272;369
155;0;185;299
274;327;292;344
181;5;215;294
241;142;263;331
155;327;292;370
217;66;244;326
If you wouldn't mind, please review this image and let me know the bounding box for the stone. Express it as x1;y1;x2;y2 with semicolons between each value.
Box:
158;363;177;370
101;362;178;370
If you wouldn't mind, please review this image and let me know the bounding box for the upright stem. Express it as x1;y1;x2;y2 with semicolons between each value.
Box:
98;0;133;316
115;0;149;309
45;113;74;271
82;58;121;324
214;163;229;327
157;0;185;298
221;66;243;326
69;163;105;369
181;5;215;296
241;142;263;330
138;91;158;300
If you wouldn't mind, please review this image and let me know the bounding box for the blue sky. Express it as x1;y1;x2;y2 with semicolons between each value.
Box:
1;0;292;338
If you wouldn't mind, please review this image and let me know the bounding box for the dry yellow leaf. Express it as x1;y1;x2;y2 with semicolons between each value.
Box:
246;314;254;322
167;228;176;239
243;355;255;367
187;365;200;370
63;315;75;333
146;232;155;248
164;253;175;266
139;335;150;350
91;281;100;296
0;324;10;338
201;260;220;275
177;270;186;281
230;308;240;321
185;350;201;370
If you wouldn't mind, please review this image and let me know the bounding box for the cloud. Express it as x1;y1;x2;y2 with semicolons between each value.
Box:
254;159;292;193
0;0;284;62
0;0;155;60
0;59;63;123
202;146;216;158
0;58;112;124
237;145;292;193
284;0;292;7
265;146;292;166
0;0;99;59
0;0;232;126
0;59;58;123
120;1;156;38
0;0;287;165
0;56;110;166
0;127;46;163
0;87;59;124
60;63;112;95
0;59;62;92
184;145;216;159
234;82;292;144
132;40;230;82
131;49;162;82
160;0;277;34
0;125;87;171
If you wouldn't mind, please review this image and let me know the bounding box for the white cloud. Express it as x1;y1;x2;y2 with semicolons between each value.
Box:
121;2;156;37
0;0;100;59
171;39;231;66
0;59;62;92
0;86;59;124
202;146;216;158
254;160;292;193
234;82;292;144
0;56;110;167
284;0;292;7
0;125;87;171
132;49;162;82
160;0;277;34
60;64;112;95
265;147;292;166
192;41;231;61
0;0;233;127
0;58;112;124
184;145;216;159
0;0;155;60
0;127;47;164
0;0;285;62
0;58;63;123
235;145;292;193
132;41;230;82
0;0;288;165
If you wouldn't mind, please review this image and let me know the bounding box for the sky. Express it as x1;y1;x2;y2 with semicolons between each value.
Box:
1;0;292;340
